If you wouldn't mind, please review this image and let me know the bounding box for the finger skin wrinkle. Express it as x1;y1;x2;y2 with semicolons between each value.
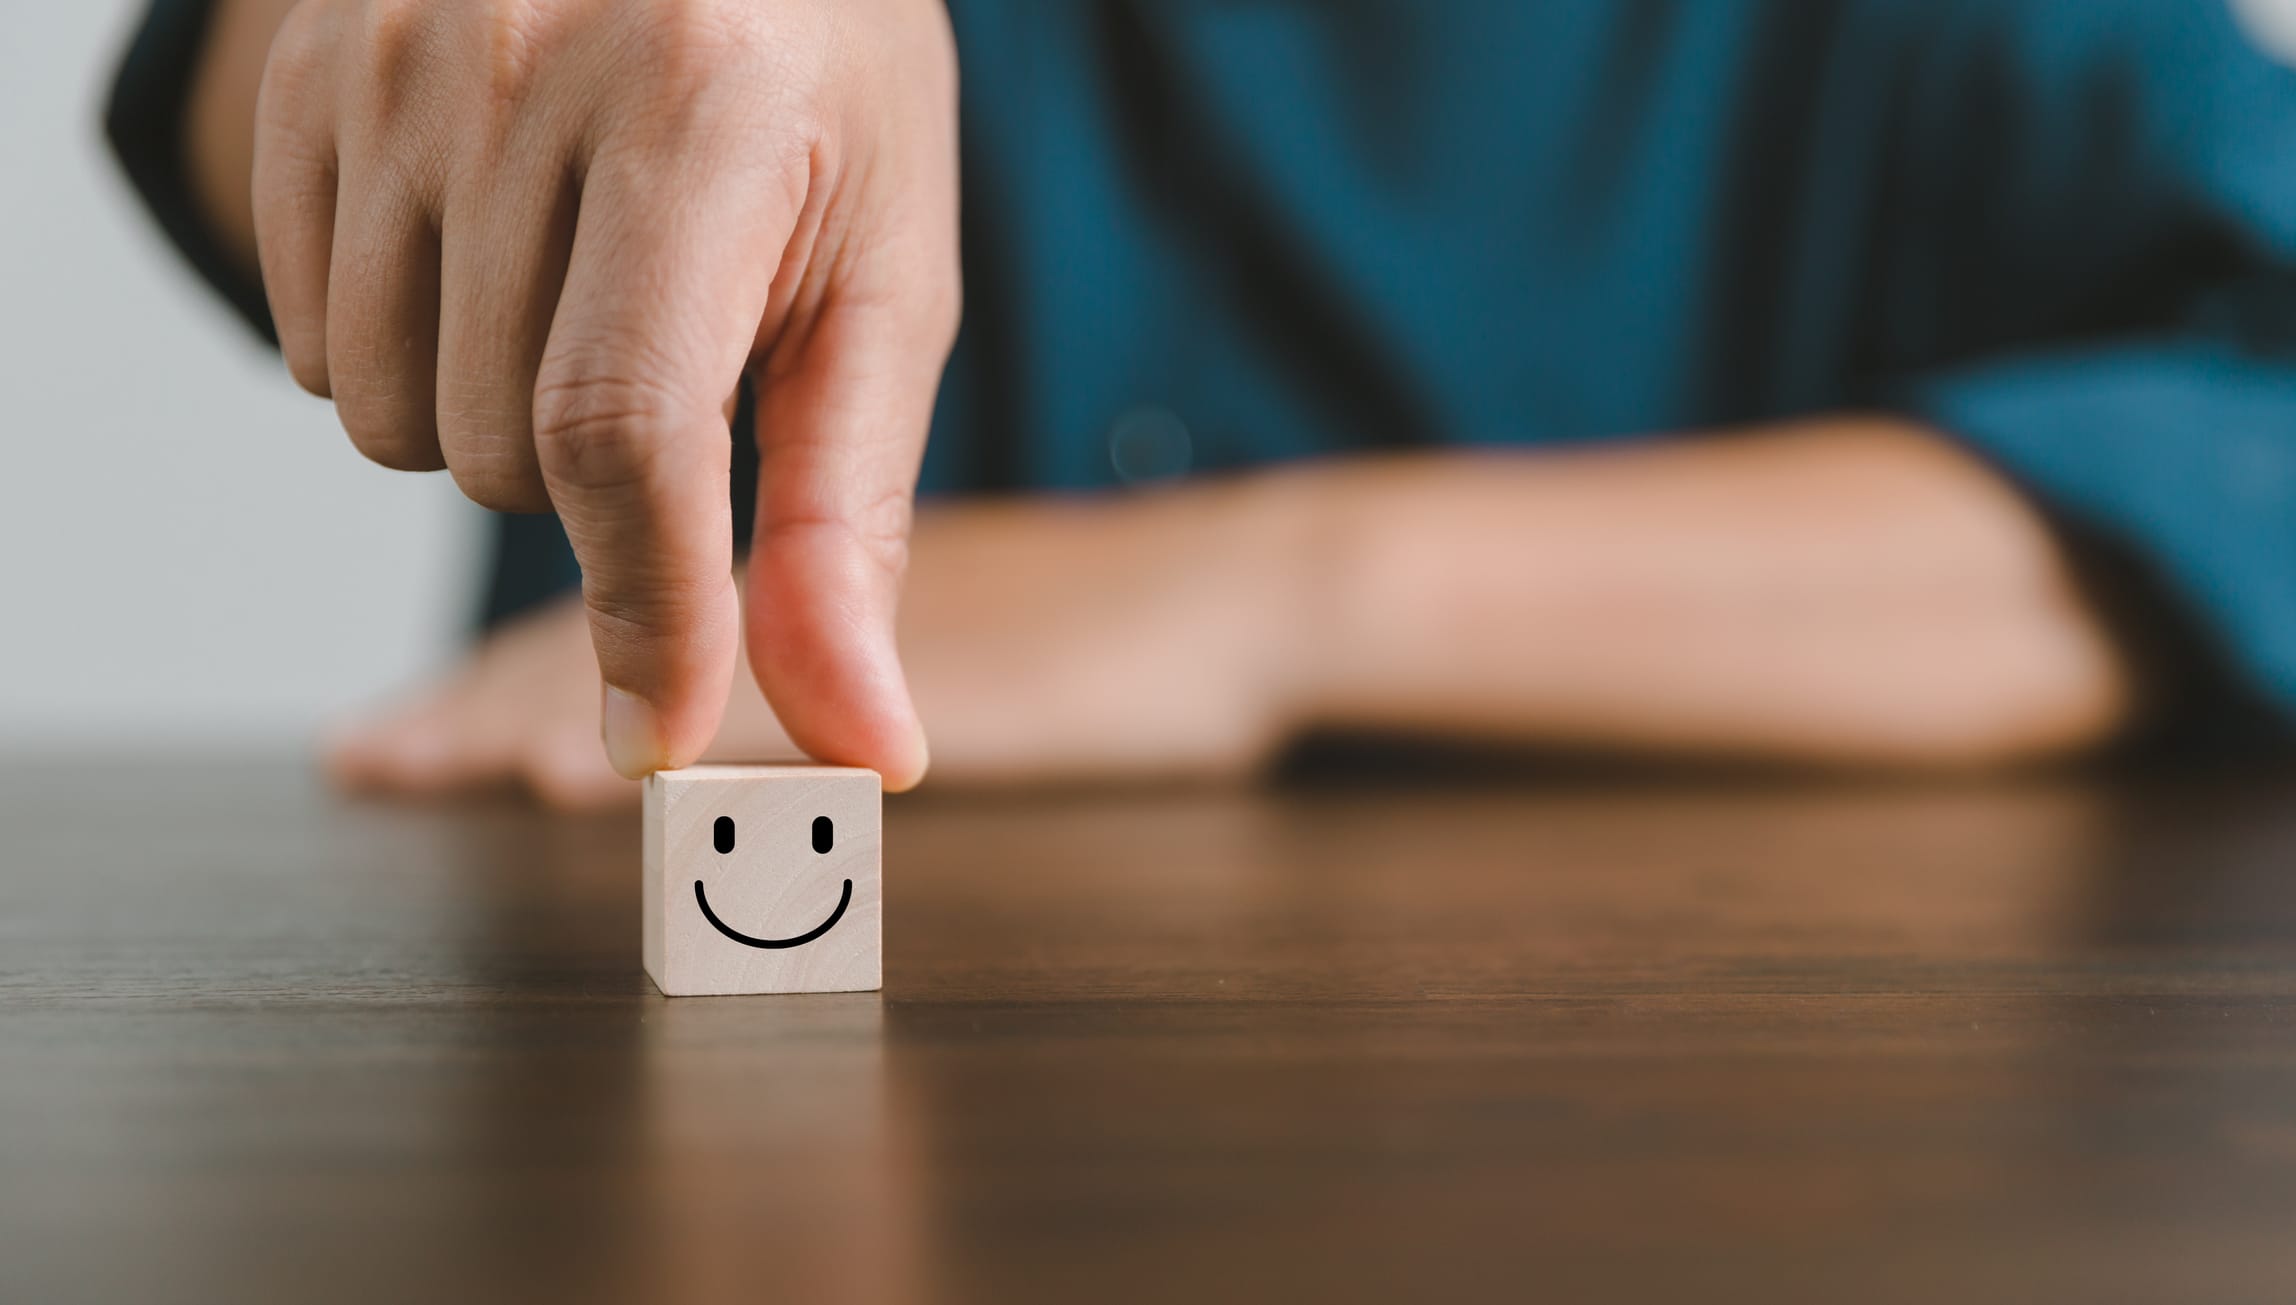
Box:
756;488;914;578
584;574;738;672
588;575;733;639
530;372;698;493
441;442;549;512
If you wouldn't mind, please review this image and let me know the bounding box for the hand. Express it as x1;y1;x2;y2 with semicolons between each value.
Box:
254;0;960;787
327;483;1309;807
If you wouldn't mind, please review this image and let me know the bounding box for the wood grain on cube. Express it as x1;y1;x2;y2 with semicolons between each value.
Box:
643;764;882;996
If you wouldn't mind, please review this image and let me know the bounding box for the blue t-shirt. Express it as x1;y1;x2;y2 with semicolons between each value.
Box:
111;0;2296;737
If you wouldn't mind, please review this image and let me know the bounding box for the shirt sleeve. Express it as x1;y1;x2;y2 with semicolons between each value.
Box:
1888;1;2296;739
1909;325;2296;738
104;0;276;343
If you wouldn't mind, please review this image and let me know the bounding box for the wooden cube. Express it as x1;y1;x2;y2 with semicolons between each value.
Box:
643;764;882;997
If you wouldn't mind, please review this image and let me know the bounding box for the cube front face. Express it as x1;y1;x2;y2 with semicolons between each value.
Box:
643;765;882;996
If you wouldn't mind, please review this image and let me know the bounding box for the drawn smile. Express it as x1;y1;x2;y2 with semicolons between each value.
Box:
694;878;853;950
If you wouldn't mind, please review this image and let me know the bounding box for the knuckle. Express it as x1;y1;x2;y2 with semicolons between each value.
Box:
334;378;441;470
848;486;916;562
355;0;450;128
598;0;824;166
285;349;333;399
474;0;552;108
859;518;915;584
358;0;429;62
446;457;551;513
339;414;443;472
761;486;914;583
530;370;685;492
629;0;750;73
583;571;732;667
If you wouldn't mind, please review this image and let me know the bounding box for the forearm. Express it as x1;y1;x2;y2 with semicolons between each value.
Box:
1275;417;2136;766
184;0;299;276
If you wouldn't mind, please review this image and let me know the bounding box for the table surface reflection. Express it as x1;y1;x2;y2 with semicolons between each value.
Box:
6;759;2296;1303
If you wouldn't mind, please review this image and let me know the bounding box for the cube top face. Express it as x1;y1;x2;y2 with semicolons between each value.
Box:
644;765;881;996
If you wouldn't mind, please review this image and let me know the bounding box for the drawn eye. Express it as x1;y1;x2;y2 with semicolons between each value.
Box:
713;816;736;854
812;816;834;854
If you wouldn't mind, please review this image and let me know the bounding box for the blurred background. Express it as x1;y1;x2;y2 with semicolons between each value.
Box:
0;1;475;752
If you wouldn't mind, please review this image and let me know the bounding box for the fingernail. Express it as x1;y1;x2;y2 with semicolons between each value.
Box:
602;685;668;779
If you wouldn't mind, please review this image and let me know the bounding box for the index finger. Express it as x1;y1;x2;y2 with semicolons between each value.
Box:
530;144;799;778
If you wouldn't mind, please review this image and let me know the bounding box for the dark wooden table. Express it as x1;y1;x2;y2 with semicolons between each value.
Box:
6;759;2296;1304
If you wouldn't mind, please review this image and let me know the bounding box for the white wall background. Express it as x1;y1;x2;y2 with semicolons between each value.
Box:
0;1;479;750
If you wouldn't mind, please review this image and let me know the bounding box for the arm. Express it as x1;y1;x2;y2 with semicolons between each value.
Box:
1283;418;2134;767
328;414;2136;806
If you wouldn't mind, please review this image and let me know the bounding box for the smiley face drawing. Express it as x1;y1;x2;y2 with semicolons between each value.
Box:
643;764;883;996
694;813;852;949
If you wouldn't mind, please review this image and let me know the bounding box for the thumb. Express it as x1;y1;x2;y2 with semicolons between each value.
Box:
744;293;953;792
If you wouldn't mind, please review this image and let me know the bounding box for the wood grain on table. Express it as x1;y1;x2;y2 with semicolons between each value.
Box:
5;760;2295;1304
